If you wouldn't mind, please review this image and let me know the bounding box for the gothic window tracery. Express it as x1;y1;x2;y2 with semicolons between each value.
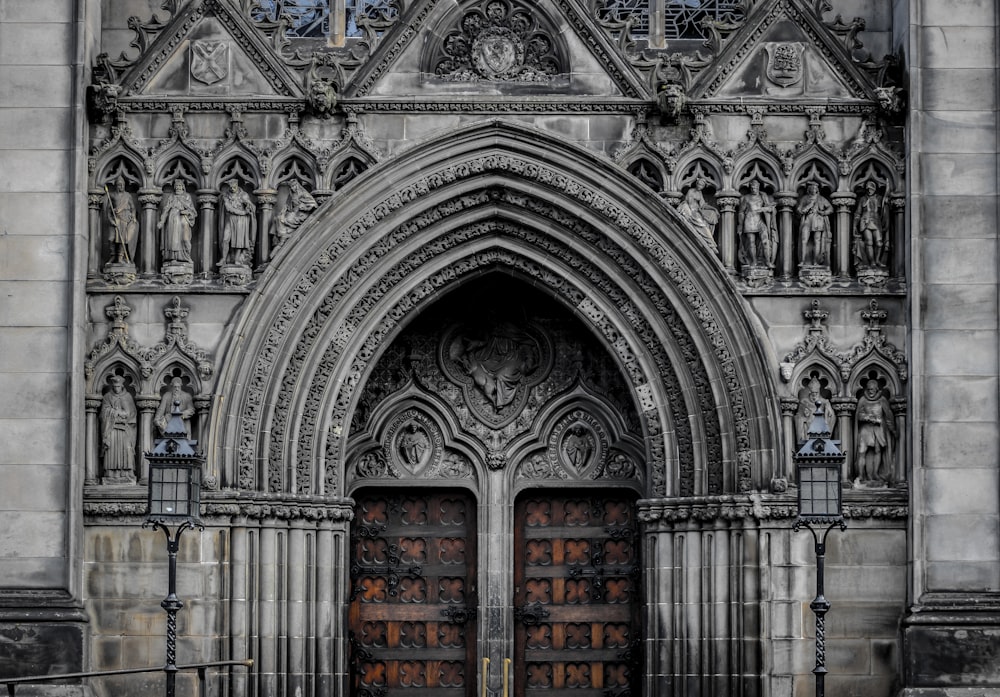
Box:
663;0;745;41
252;0;330;38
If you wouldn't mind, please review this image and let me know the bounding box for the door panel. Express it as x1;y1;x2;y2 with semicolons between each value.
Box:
514;494;641;697
349;490;477;697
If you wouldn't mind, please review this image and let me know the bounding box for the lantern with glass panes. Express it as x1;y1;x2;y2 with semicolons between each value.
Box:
143;400;204;697
793;401;847;697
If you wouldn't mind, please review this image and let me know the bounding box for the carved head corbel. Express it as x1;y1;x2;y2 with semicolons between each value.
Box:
656;83;686;123
305;54;342;119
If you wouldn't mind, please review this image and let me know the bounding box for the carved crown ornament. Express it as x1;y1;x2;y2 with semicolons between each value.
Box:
84;295;215;395
780;298;906;386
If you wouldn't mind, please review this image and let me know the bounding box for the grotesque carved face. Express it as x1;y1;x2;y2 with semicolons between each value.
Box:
865;380;880;399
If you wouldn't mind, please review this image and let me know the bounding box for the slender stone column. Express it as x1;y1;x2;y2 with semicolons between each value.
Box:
832;397;857;482
88;190;105;276
197;190;219;277
716;193;739;275
315;520;336;697
890;194;905;279
832;193;856;280
136;396;159;484
287;523;308;697
776;193;797;280
258;522;279;697
230;521;250;697
779;397;799;481
138;189;162;277
891;396;907;485
85;396;101;485
255;189;277;265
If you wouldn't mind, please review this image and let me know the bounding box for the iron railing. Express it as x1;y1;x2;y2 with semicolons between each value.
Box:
0;659;253;697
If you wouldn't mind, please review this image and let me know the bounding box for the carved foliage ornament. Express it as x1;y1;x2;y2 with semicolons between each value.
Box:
433;0;563;82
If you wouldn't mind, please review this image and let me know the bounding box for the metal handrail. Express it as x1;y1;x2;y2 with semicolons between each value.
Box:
0;659;253;697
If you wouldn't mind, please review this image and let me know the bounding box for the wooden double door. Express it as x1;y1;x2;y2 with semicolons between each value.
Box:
348;488;641;697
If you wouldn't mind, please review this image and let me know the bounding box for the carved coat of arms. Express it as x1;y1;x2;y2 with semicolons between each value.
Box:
190;40;229;85
763;42;805;88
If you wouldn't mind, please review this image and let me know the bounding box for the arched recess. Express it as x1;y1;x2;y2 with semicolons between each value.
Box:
210;121;782;500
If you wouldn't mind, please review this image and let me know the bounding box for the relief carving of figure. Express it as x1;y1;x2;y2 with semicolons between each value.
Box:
796;377;835;442
677;178;720;250
797;182;834;267
154;377;196;438
854;379;895;485
450;322;539;410
853;181;889;269
218;179;257;267
158;179;196;263
737;179;777;268
398;422;431;469
273;180;317;242
562;425;594;469
105;176;138;265
100;376;137;483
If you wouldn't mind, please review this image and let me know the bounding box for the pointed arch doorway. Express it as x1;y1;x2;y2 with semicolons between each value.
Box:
344;275;645;697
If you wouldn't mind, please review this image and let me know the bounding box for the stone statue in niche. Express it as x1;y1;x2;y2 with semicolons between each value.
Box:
100;376;137;484
105;176;138;266
738;179;777;272
154;377;196;438
158;179;196;268
398;422;431;470
677;178;719;250
854;379;895;486
561;424;595;470
796;376;835;443
449;322;540;410
853;181;889;270
218;179;257;267
797;181;833;268
273;180;317;246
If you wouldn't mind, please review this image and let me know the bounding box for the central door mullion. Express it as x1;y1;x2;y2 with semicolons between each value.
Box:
480;467;516;695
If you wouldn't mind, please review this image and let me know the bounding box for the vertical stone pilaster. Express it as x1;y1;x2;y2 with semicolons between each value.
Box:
88;190;105;277
776;194;797;280
138;189;162;277
779;397;799;481
135;397;158;484
717;194;739;275
832;397;857;482
255;190;277;265
85;396;101;485
831;194;856;280
197;190;219;277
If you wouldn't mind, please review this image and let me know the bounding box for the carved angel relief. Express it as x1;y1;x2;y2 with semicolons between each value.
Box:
440;320;552;428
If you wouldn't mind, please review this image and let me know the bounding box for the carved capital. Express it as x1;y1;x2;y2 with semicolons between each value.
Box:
831;193;856;212
89;189;106;209
138;189;162;208
715;195;739;212
254;189;278;208
831;396;856;416
890;396;907;416
776;193;797;209
197;190;219;207
136;397;160;412
779;396;799;416
85;397;103;412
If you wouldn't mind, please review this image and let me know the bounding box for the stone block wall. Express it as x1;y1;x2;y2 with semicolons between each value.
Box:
0;0;91;679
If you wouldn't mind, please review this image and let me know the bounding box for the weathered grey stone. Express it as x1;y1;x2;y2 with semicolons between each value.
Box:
919;195;1000;238
0;21;74;65
924;422;1000;468
922;468;999;516
922;283;999;330
0;373;69;419
925;560;1000;591
0;419;67;464
916;111;998;153
924;514;1000;562
919;154;998;197
0;151;72;193
922;376;998;423
924;330;999;376
919;26;997;69
921;69;998;111
919;0;997;27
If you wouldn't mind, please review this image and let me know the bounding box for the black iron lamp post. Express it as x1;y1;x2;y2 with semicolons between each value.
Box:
793;401;847;697
143;401;204;697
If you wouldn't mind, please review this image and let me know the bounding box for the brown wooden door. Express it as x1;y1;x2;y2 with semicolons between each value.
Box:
513;493;641;697
349;490;477;697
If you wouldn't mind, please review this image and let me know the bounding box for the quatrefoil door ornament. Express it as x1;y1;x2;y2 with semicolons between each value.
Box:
547;412;608;479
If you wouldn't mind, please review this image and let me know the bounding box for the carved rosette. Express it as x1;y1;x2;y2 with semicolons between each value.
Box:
432;0;562;82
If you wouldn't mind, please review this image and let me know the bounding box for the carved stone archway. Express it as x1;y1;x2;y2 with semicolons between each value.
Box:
209;120;783;695
211;121;781;499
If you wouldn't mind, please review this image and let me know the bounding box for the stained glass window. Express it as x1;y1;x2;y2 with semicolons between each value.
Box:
597;0;651;37
253;0;330;38
664;0;745;41
346;0;399;38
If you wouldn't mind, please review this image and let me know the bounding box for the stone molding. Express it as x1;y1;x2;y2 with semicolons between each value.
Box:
638;491;908;525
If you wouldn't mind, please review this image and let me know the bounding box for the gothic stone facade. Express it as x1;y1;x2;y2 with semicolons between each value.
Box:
0;0;997;695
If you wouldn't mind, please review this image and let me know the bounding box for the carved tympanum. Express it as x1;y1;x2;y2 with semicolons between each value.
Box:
432;0;563;82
